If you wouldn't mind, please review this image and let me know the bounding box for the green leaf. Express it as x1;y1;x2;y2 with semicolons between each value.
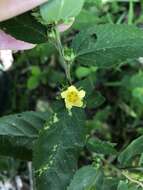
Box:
0;13;47;44
25;42;57;59
27;76;40;90
130;72;143;104
0;156;15;171
31;66;41;76
67;166;103;190
72;24;143;68
76;73;97;97
117;181;128;190
117;181;141;190
73;9;101;30
0;111;50;160
87;137;117;155
75;66;97;79
87;92;105;109
130;72;143;89
75;66;92;79
118;135;143;166
132;88;143;104
33;109;86;190
47;69;65;87
102;178;119;190
40;0;85;23
139;153;143;166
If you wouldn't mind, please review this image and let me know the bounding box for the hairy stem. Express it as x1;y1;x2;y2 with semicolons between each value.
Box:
54;27;72;84
99;155;143;188
128;0;134;25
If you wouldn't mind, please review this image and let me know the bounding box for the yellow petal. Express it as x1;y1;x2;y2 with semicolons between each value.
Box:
65;101;72;110
75;100;83;107
61;85;86;110
78;90;86;98
61;91;67;98
68;85;78;92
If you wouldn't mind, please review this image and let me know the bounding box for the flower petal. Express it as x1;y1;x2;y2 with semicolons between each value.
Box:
61;91;67;99
75;101;83;108
61;85;86;110
68;85;78;92
78;90;86;98
65;101;72;110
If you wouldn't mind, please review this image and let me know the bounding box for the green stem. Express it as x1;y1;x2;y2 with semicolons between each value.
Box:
100;156;143;188
116;12;126;24
128;0;134;25
54;27;72;84
122;171;143;188
105;81;121;87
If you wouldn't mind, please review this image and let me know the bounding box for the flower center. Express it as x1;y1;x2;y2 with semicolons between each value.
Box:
67;91;79;103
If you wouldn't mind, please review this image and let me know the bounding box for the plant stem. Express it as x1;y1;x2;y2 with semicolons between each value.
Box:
105;81;121;87
128;0;134;25
100;156;143;188
122;171;143;188
54;27;72;84
28;162;34;190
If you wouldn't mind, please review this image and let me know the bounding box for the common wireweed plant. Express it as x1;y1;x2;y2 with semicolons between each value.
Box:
0;0;143;189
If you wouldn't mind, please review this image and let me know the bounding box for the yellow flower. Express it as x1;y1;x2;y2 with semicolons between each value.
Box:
61;85;86;110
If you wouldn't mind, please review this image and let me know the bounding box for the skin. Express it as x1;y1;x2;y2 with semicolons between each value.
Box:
0;30;36;50
0;0;48;49
0;0;72;50
0;0;48;22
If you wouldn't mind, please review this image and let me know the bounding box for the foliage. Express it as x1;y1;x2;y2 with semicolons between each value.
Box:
1;0;143;189
34;109;86;190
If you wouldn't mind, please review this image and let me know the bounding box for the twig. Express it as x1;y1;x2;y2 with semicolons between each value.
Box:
54;27;72;84
128;0;134;25
28;162;33;190
122;171;143;188
99;155;143;188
